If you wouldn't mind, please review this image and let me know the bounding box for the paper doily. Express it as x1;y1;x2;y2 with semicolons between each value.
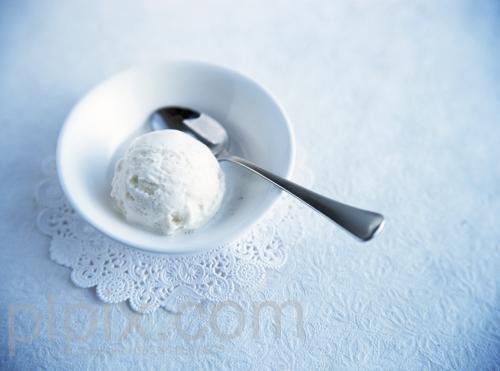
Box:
35;157;310;314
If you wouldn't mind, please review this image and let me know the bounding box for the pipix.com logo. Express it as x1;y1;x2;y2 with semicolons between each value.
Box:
6;292;305;356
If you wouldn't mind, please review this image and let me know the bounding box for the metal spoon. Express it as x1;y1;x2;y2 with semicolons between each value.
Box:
150;106;385;241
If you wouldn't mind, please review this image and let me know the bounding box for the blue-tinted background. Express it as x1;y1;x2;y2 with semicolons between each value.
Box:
1;0;499;369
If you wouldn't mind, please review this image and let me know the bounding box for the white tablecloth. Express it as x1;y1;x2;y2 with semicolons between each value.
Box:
1;0;499;369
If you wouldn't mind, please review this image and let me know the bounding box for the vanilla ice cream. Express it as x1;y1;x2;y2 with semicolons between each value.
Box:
111;130;225;235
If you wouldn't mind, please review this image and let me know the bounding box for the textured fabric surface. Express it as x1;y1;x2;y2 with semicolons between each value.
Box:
1;0;500;369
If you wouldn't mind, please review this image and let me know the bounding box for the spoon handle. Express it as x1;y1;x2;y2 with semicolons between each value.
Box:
220;155;384;241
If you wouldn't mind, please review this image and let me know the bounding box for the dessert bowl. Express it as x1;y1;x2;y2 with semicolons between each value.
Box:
57;61;295;254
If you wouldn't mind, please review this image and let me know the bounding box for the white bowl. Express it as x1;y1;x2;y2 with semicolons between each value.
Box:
57;61;295;254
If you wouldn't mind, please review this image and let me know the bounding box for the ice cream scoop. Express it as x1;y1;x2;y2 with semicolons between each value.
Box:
111;130;225;235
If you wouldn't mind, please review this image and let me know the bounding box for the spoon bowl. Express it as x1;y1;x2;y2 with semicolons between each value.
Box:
150;107;229;157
